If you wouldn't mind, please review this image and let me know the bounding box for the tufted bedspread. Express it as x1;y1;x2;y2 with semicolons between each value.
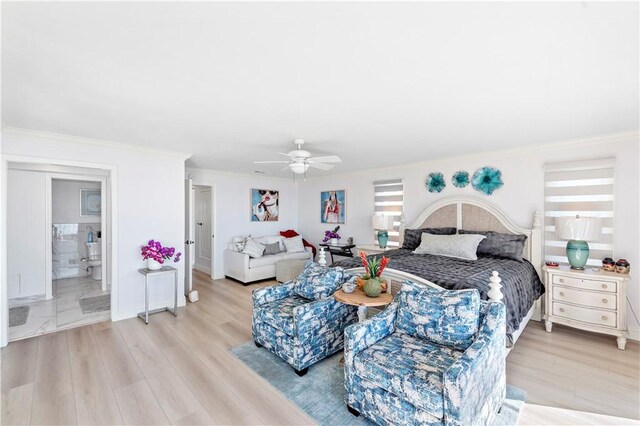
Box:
334;248;544;344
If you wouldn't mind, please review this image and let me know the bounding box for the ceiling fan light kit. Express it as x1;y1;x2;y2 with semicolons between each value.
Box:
254;139;342;179
290;162;309;175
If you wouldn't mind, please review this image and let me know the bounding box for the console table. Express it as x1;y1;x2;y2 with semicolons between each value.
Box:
318;243;356;265
138;266;179;324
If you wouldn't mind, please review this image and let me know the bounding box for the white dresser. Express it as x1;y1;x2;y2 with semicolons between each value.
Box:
543;266;630;350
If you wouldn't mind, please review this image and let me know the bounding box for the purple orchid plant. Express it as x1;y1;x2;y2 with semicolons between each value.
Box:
322;226;341;243
141;240;182;264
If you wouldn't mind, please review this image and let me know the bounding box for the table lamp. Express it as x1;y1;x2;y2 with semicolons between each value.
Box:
555;215;602;270
372;214;391;248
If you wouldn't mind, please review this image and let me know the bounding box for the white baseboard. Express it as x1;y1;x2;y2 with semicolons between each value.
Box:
112;296;186;322
628;325;639;342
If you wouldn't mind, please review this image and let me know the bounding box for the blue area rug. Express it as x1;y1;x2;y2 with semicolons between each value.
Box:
231;341;526;425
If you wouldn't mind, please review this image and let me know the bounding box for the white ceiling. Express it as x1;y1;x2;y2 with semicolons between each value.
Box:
2;2;638;176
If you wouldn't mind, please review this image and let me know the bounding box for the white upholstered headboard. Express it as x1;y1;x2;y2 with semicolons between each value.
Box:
399;196;542;275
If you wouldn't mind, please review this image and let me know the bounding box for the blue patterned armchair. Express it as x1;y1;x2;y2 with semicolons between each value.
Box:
252;262;358;376
344;281;506;426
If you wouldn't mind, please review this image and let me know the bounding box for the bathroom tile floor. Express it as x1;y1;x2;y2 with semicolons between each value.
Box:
56;276;110;328
8;297;57;340
8;276;110;341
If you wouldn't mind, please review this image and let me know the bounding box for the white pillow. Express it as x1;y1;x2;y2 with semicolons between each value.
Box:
413;233;486;260
242;238;266;258
283;235;305;253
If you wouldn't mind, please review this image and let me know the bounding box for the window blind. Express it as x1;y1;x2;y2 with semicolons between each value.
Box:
544;159;615;267
373;179;404;247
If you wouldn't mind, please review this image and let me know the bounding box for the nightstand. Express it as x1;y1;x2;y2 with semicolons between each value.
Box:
356;245;394;256
543;265;630;350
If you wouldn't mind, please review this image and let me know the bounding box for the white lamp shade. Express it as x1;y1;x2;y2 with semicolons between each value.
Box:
372;214;391;230
289;162;309;174
555;216;602;241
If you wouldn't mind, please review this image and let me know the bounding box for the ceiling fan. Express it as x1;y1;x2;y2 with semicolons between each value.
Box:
254;139;342;178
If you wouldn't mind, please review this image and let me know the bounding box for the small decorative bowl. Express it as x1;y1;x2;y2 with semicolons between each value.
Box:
342;282;356;294
545;261;559;268
615;259;630;274
602;257;616;272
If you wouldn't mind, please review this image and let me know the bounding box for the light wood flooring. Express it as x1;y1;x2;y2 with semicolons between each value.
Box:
2;270;639;425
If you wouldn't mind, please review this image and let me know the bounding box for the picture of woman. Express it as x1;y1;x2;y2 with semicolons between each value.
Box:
320;190;345;224
251;189;279;222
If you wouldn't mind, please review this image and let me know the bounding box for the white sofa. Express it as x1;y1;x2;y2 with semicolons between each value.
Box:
224;235;313;284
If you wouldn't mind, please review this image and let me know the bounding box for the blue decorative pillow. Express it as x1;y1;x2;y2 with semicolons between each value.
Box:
396;280;481;351
293;262;345;300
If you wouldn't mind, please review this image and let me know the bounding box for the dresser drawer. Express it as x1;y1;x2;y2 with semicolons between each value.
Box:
552;302;617;328
553;287;617;310
552;275;617;293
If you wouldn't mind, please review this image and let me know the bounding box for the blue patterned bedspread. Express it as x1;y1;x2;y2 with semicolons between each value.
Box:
334;249;544;343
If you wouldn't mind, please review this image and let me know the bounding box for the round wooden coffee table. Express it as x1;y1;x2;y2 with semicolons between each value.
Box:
334;287;393;322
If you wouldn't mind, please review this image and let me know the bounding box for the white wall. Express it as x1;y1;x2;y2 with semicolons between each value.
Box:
1;130;189;332
297;134;640;338
52;179;101;224
187;169;299;279
7;169;47;298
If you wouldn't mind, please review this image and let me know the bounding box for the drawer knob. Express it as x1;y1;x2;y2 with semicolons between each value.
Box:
559;292;565;296
601;284;608;289
559;278;565;283
559;308;565;312
602;298;608;304
601;315;608;321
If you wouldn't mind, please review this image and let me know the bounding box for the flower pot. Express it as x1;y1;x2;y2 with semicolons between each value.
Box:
330;238;339;245
363;278;382;297
147;258;162;270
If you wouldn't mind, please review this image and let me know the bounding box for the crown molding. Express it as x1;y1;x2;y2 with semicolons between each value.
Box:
301;129;640;182
186;167;295;182
2;127;193;160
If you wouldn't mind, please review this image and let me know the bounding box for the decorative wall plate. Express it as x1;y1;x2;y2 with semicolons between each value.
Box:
452;171;470;188
472;167;504;195
426;172;446;193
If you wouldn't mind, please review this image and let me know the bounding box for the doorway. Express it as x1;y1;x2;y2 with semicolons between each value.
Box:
5;166;112;342
192;185;214;277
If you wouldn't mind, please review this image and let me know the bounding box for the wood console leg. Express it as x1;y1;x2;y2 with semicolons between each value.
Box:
617;336;627;350
544;320;553;333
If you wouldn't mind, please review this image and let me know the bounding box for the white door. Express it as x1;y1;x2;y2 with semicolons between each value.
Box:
184;178;194;296
195;188;212;274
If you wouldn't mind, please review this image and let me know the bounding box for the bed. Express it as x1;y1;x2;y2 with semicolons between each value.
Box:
329;195;545;346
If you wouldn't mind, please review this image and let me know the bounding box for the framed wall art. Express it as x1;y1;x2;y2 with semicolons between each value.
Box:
321;190;346;224
80;189;101;216
251;189;279;221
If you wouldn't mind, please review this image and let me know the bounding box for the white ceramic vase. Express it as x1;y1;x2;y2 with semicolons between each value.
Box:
330;238;339;245
147;258;162;270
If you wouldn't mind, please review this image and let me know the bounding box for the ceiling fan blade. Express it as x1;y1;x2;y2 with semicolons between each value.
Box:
307;155;341;163
278;152;295;158
308;162;334;171
280;166;290;172
253;160;291;164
